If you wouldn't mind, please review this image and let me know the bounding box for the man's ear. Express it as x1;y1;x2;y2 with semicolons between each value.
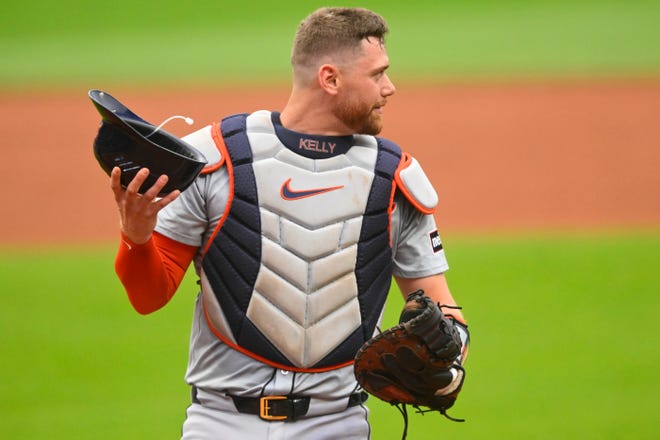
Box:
318;64;340;95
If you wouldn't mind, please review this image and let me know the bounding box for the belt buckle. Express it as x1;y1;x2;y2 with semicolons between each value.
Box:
259;395;288;421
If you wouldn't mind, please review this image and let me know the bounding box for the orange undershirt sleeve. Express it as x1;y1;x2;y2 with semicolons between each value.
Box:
114;231;199;315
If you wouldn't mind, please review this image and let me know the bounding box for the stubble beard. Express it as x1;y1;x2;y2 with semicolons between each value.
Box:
334;97;383;135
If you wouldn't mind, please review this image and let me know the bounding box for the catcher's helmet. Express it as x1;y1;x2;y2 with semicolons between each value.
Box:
89;89;207;196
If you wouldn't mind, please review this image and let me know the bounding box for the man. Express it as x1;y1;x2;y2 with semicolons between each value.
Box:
111;7;467;439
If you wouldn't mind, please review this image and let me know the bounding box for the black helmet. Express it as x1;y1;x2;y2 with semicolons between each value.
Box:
89;89;207;196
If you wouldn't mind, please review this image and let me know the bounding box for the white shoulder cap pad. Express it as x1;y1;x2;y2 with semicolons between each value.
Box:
395;155;438;214
181;124;225;174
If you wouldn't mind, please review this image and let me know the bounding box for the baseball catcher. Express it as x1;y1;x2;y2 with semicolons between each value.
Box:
354;290;469;438
103;8;469;440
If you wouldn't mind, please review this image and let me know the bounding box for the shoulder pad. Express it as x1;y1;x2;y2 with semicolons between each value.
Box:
181;123;225;174
395;153;438;214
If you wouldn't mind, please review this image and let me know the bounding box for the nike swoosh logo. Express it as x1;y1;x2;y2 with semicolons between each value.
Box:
280;178;344;201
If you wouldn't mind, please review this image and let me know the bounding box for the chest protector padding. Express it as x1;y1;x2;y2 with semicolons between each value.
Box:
201;112;403;370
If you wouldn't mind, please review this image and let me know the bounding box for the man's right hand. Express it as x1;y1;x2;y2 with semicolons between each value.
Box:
110;167;181;244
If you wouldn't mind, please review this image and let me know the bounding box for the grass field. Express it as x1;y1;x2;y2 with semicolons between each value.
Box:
1;232;658;439
1;0;659;88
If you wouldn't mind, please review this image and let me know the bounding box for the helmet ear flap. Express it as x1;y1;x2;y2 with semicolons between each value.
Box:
89;89;207;196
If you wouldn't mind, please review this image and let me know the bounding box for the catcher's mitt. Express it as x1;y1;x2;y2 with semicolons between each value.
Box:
354;290;467;428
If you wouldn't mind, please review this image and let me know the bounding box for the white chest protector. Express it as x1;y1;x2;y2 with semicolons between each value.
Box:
186;111;437;372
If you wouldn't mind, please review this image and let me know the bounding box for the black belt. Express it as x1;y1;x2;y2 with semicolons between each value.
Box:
192;386;368;422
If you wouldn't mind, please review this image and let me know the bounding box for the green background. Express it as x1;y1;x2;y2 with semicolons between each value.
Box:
2;234;658;439
2;0;660;88
1;1;659;439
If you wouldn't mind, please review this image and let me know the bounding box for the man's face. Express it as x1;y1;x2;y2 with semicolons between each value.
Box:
334;38;396;135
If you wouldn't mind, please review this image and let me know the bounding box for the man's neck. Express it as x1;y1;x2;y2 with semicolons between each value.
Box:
279;89;353;136
271;112;354;159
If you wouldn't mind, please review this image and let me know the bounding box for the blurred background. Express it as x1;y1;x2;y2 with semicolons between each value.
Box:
1;1;658;439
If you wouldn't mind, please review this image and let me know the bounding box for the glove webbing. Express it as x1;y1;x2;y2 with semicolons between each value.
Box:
386;302;466;440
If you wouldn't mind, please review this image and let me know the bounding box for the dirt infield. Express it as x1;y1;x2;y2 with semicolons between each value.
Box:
1;79;658;245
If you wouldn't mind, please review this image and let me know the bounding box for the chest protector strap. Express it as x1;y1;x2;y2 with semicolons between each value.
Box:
200;112;403;372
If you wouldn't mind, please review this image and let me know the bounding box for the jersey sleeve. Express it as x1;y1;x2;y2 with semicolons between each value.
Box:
391;192;449;278
156;123;231;247
115;231;198;314
156;169;231;248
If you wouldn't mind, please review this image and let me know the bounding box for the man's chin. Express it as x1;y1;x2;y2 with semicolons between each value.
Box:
339;111;383;135
364;117;383;135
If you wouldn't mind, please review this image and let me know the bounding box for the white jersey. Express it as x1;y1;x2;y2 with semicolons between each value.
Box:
155;111;449;399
